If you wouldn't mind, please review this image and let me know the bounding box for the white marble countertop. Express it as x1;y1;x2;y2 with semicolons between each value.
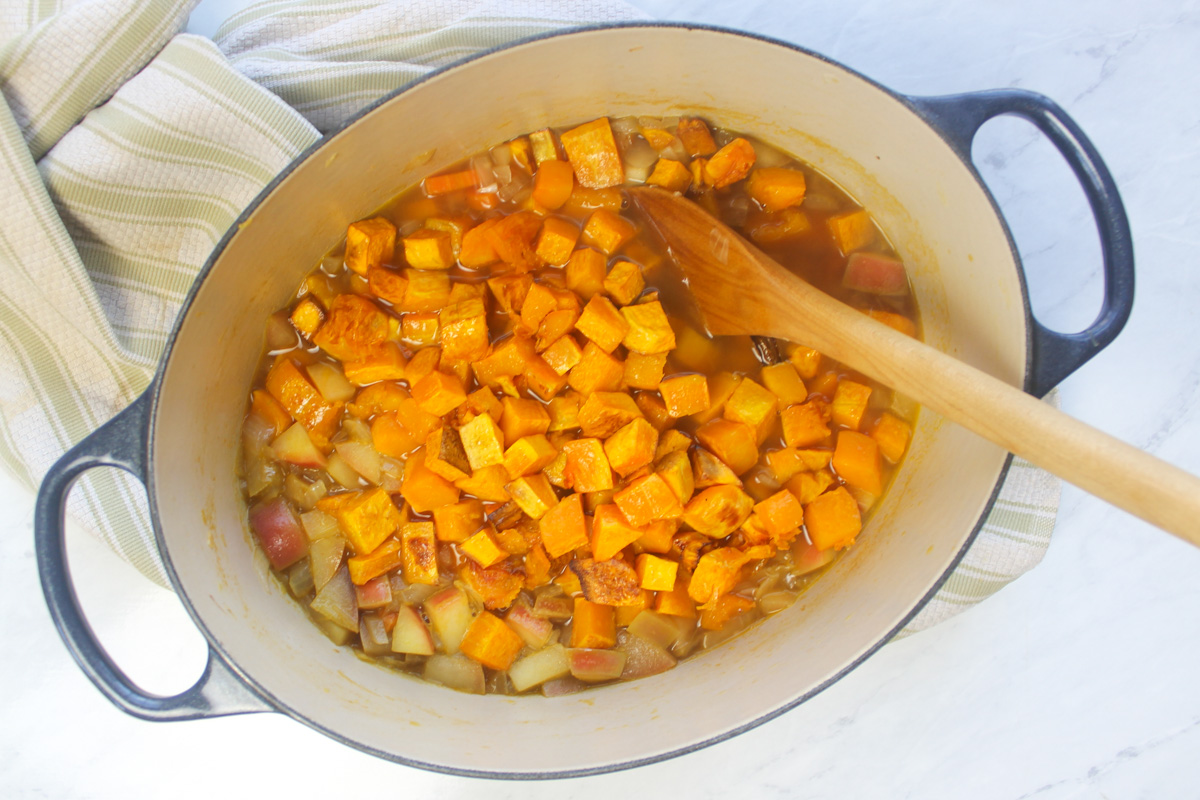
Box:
4;1;1199;797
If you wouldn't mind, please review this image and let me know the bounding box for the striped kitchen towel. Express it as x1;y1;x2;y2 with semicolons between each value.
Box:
0;0;1060;635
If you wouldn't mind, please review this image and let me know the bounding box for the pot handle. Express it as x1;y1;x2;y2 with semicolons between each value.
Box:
34;390;274;721
907;89;1134;397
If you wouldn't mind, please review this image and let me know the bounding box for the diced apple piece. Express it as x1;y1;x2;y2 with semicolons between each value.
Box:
306;362;356;402
616;633;677;680
359;612;392;657
310;565;358;632
532;592;574;620
541;676;589;697
792;537;839;575
509;643;571;693
626;610;690;650
567;648;628;683
842;252;909;296
391;604;436;656
248;496;308;570
423;653;485;694
423;586;473;654
505;601;554;649
271;423;327;469
334;441;381;484
309;535;346;592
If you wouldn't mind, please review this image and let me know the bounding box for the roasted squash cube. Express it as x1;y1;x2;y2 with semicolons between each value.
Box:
402;229;454;270
371;401;439;457
567;342;624;394
346;539;403;586
754;489;805;540
764;447;832;483
343;341;408;386
454;464;511;502
534;215;580;266
614;472;682;528
833;430;883;495
658;373;710;418
645;158;692;193
760;362;808;407
831;379;873;430
432;498;485;543
460;526;509;568
562;438;614;493
500;397;551;446
695;418;759;475
826;208;875;254
345;217;397;276
624;352;667;390
603;418;658;477
724;377;779;442
536;307;580;352
688;547;752;604
505;473;558;519
523;355;570;400
402;268;451;312
311;294;390;362
581;209;636;255
619;300;675;354
486;210;543;272
635;554;677;592
547;392;582;432
577;392;643;439
265;358;343;446
458;412;506;470
529;128;562;165
655;580;698;619
633;391;672;432
574;294;630;353
403;347;441;388
676;117;717;157
703;138;756;189
487;272;532;314
473;333;536;388
401;451;461;513
439;296;489;361
504;434;558;479
655;449;695;506
682;485;755;538
587;504;640;562
461;611;525;670
781;399;833;447
560;117;624;189
746;167;807;211
571;598;617;649
571;557;643;607
401;311;440;347
520;282;558;332
542;334;584;376
745;207;812;244
787;344;822;379
366;267;407;307
540;492;587;558
397;521;439;585
603;259;645;305
565;247;607;300
424;425;471;482
290;297;324;338
870;412;912;463
700;594;756;632
805;486;861;550
335;487;403;555
411;370;467;416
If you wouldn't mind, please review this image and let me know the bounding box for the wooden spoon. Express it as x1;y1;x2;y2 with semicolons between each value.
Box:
630;185;1200;548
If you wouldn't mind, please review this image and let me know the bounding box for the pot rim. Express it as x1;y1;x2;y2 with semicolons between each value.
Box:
147;21;1021;779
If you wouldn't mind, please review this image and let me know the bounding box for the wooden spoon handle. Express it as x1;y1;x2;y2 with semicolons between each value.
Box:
754;257;1200;547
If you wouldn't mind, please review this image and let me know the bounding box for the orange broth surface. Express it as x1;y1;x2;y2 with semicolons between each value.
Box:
239;115;919;696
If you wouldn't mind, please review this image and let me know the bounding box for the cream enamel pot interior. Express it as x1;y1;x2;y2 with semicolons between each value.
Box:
35;24;1133;778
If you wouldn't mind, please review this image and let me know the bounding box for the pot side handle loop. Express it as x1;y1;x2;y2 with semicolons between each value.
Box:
34;390;273;721
907;89;1134;398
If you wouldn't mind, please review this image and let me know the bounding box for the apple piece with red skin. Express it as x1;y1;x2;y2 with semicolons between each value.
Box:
842;252;909;296
354;574;393;609
423;586;473;654
249;496;309;570
509;644;571;692
616;632;677;679
391;604;435;656
792;537;838;575
505;601;554;648
531;592;573;620
271;422;327;468
567;648;629;682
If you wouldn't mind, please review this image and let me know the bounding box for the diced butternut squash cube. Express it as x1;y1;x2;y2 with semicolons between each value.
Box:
371;403;439;458
746;167;807;212
403;347;441;389
345;217;397;276
547;392;582;432
655;580;698;619
562;438;614;493
603;418;658;477
311;294;390;362
624;352;667;390
458;412;506;470
250;389;291;437
871;412;912;463
787;344;822;379
432;498;485;543
402;229;454;270
831;380;872;430
423;168;479;197
636;519;677;554
366;266;407;307
487;272;532;314
347;538;403;586
764;447;832;483
688;547;752;604
590;503;643;562
439;296;489;361
571;557;643;607
703;138;756;189
542;334;584;376
401;311;440;347
529;128;562;165
575;294;629;353
760;362;808;407
540;492;587;558
581;209;636;255
826;208;875;254
411;370;466;416
520;282;558;332
401;451;461;513
424;425;471;481
265;358;343;446
486;210;543;272
535;215;580;266
723;377;778;442
454;464;511;502
692;446;741;489
785;469;835;506
499;397;550;446
290;297;324;338
560;117;624;189
473;333;536;388
782;399;833;448
646;158;691;193
635;554;677;592
334;487;402;554
833;430;883;495
462;560;525;611
655;429;692;460
523;543;553;590
348;381;408;418
565;246;607;300
655;450;694;505
532;159;575;210
505;473;558;520
659;373;710;418
402;268;451;312
399;521;439;585
570;599;617;649
614;472;682;528
460;526;509;568
676;117;717;157
342;340;408;386
577;392;643;439
460;611;525;670
620;300;675;355
695;418;759;475
805;486;862;550
754;489;805;540
682;485;754;538
603;259;644;305
504;434;558;479
634;391;673;431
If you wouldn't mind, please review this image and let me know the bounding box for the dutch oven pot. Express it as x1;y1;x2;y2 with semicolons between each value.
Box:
35;24;1132;778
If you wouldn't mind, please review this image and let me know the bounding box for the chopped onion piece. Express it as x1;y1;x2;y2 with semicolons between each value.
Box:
424;654;485;694
325;453;365;490
490;143;512;166
610;115;641;150
623;139;658;169
756;590;796;615
287;558;314;597
750;138;791;168
311;565;358;632
300;509;339;541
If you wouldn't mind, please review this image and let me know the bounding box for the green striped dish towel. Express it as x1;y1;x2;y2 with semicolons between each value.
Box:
0;0;1060;636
